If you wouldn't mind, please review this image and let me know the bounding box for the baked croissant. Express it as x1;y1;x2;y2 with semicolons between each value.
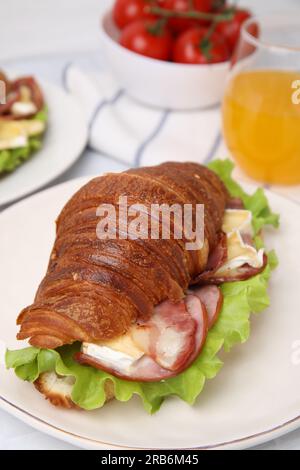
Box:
17;162;229;349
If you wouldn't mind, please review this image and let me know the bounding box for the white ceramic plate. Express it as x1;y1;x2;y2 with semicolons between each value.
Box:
0;177;299;450
0;81;88;207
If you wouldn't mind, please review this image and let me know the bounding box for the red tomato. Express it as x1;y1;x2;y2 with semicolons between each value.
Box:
215;8;252;53
113;0;150;29
159;0;214;33
120;19;173;61
173;27;230;64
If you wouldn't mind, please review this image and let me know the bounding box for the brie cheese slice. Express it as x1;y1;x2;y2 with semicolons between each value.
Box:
82;333;145;374
216;230;264;274
222;209;253;235
0;121;28;150
11;101;37;117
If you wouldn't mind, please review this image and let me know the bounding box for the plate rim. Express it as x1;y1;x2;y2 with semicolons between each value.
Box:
1;393;300;450
0;79;88;207
1;176;300;450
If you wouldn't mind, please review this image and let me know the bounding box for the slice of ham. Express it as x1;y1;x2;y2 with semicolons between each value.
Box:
190;232;227;286
205;231;227;272
184;294;208;359
194;253;268;285
0;90;21;116
11;77;44;113
75;352;178;382
192;219;267;286
191;285;223;328
0;76;44;119
75;296;208;382
132;300;196;371
226;197;245;209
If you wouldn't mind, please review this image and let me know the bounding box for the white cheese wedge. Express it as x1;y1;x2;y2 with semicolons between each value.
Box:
222;209;253;235
215;230;264;274
0;120;45;151
11;101;37;117
82;333;145;374
0;134;27;151
0;121;28;150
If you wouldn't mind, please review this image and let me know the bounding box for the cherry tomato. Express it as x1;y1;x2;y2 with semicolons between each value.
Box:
113;0;150;29
215;8;252;53
173;27;230;64
159;0;214;33
120;19;173;61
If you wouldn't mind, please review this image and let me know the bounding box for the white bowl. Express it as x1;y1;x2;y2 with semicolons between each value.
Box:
99;10;230;110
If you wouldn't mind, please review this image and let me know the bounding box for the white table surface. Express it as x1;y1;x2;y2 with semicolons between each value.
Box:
1;0;300;450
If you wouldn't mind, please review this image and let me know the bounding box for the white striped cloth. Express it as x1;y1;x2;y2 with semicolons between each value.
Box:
64;64;300;205
64;64;222;168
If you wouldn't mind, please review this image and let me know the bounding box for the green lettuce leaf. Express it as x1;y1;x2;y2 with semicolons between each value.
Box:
5;159;279;413
208;159;280;234
0;106;47;174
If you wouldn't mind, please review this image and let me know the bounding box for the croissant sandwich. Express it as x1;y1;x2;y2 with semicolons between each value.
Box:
0;70;47;175
6;160;278;413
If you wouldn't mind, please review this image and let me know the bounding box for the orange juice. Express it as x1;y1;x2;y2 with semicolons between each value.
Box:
222;70;300;184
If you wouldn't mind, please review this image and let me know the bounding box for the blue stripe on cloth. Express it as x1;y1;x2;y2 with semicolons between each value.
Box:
88;89;124;130
203;130;222;164
61;62;124;130
134;110;170;167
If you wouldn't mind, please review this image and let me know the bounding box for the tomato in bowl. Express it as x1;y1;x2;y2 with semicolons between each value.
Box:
99;2;252;109
99;10;230;109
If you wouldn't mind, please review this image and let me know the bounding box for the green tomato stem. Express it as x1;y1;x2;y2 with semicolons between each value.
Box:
148;6;234;23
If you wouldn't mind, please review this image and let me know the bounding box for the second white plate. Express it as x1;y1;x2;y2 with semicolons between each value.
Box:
0;81;88;207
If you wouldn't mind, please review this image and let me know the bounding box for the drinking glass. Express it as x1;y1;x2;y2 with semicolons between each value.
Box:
222;15;300;185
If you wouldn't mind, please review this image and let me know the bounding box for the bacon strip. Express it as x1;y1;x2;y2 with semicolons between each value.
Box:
190;232;227;286
0;76;44;119
191;285;223;328
205;231;228;271
132;300;196;372
11;77;44;113
226;197;245;209
194;253;268;285
75;295;208;382
0;90;21;116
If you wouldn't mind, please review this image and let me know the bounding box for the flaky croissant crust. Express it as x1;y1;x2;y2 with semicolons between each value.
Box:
17;162;228;349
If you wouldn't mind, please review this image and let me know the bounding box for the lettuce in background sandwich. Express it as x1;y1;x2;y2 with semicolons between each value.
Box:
0;71;47;174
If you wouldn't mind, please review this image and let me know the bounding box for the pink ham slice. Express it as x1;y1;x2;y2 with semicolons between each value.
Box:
194;253;268;285
192;224;267;286
75;296;208;382
0;77;44;119
0;90;21;116
132;300;196;372
190;232;227;286
75;351;178;382
185;294;208;360
205;232;228;272
191;285;223;328
226;197;245;209
11;77;44;113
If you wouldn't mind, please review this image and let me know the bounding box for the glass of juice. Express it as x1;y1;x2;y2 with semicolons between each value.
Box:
222;15;300;185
